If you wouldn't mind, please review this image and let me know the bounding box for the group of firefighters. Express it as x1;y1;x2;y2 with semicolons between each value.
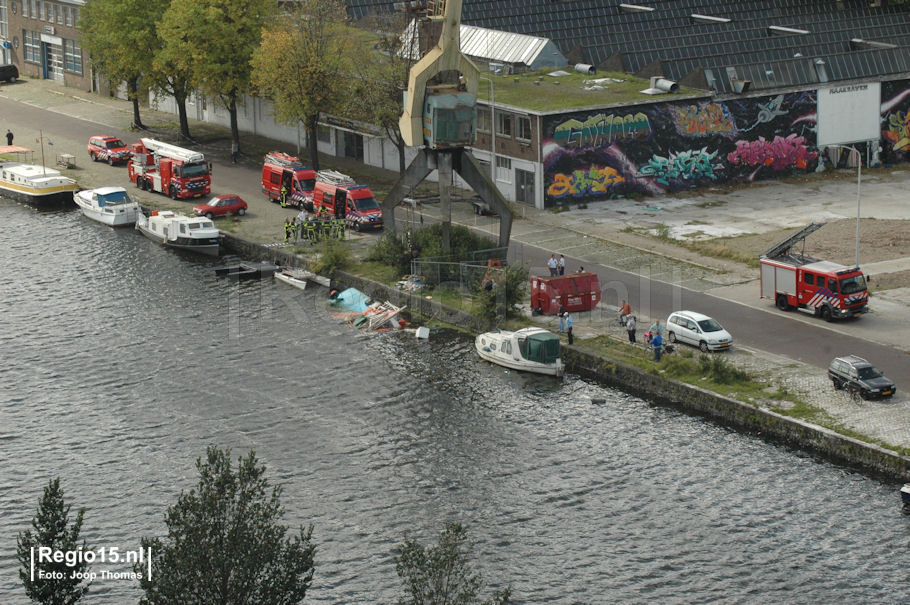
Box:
283;210;345;243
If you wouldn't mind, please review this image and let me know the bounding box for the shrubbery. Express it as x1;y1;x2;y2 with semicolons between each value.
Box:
366;224;498;275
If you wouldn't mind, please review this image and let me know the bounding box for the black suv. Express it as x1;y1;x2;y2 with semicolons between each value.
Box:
828;355;896;400
0;64;19;83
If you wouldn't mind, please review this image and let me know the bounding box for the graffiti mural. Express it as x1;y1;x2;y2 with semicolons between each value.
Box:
542;91;819;206
552;112;652;148
547;166;626;199
639;148;721;185
882;81;910;161
727;134;817;170
674;103;735;136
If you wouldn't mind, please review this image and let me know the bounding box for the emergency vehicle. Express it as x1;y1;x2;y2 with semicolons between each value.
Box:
312;171;383;231
261;152;316;210
759;222;869;321
127;138;211;200
87;135;131;165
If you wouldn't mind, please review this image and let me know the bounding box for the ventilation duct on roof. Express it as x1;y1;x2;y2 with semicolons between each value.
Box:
731;78;751;94
641;76;678;94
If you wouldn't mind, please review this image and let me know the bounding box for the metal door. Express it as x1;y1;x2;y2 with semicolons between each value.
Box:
515;168;535;205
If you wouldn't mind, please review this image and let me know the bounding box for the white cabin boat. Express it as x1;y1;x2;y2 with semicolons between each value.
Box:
0;160;78;205
475;327;564;376
73;186;139;227
135;209;220;256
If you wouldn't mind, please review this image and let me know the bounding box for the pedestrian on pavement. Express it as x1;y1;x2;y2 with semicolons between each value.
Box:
626;314;637;343
618;299;632;326
5;129;12;145
651;331;662;361
231;139;239;164
649;319;662;339
565;311;574;345
547;254;558;276
558;303;566;333
558;254;566;275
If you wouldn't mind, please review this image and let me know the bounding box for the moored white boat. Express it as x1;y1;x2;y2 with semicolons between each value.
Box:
73;186;140;227
475;327;564;376
0;154;78;205
135;209;220;256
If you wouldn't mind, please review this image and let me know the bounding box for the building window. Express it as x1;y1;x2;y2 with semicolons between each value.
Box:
23;29;40;62
477;107;490;133
43;1;50;21
71;6;77;25
496;112;513;138
64;5;71;26
64;39;82;74
55;3;62;25
516;116;532;141
317;125;331;143
30;0;36;19
495;155;511;182
0;0;7;39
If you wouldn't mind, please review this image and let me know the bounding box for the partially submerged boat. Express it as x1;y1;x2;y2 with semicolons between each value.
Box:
0;146;78;205
475;327;564;376
73;186;139;227
328;287;405;331
214;260;279;280
274;267;331;290
135;209;221;256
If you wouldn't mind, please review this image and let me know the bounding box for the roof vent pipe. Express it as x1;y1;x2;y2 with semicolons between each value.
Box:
651;76;678;92
574;63;596;75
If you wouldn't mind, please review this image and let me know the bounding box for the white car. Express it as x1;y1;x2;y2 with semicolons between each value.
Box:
666;310;733;352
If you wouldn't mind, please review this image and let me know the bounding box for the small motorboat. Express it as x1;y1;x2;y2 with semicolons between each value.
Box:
73;186;139;227
274;267;315;291
0;148;79;205
135;209;221;256
475;327;564;377
901;484;910;506
214;260;279;280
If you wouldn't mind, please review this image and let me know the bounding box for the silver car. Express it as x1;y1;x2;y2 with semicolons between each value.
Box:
666;310;733;352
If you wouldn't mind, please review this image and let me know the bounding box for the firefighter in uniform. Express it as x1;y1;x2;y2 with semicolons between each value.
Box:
280;184;289;207
283;218;293;242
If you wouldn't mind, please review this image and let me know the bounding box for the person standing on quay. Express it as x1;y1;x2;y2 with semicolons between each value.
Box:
626;314;637;344
565;311;574;345
558;254;566;275
547;254;558;276
231;139;239;164
558;303;566;333
5;129;12;145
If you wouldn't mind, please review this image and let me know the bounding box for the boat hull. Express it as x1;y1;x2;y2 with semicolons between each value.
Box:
475;332;565;377
136;222;220;257
901;484;910;505
0;184;78;206
73;197;138;227
274;269;313;291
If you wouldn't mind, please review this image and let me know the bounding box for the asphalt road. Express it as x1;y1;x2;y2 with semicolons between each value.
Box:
3;93;906;391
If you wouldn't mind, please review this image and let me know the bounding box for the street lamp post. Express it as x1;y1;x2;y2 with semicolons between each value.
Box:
825;144;862;268
479;76;495;181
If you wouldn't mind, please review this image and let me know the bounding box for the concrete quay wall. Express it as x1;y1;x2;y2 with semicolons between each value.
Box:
221;233;910;482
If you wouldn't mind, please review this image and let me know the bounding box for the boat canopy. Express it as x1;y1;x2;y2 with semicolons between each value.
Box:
519;332;561;364
96;189;129;206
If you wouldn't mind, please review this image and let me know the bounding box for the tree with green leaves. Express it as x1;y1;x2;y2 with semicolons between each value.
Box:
79;0;163;129
475;261;529;322
160;0;279;150
147;28;196;142
348;13;414;174
251;0;350;170
136;446;316;604
396;522;511;605
17;478;91;605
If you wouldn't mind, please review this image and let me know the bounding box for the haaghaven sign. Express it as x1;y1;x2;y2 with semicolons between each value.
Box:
817;82;881;146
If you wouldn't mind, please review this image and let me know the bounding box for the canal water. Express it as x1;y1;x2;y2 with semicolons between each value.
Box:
1;201;908;603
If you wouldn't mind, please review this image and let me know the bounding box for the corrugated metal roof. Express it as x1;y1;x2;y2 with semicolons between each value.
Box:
459;25;554;66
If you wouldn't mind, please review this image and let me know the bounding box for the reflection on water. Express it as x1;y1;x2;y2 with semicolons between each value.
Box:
0;201;908;603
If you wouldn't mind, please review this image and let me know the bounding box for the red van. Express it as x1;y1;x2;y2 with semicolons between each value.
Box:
312;181;383;231
261;152;316;210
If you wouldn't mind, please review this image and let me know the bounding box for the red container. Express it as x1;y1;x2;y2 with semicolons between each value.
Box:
530;273;602;315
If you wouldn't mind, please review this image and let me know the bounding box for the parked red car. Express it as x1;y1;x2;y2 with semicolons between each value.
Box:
87;135;131;165
193;194;248;219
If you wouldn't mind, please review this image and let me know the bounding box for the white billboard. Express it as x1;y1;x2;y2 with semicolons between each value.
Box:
817;82;881;147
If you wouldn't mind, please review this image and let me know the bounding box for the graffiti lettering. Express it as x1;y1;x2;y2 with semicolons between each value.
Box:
638;148;720;185
727;134;817;170
884;111;910;151
547;166;626;198
674;103;735;136
553;113;651;148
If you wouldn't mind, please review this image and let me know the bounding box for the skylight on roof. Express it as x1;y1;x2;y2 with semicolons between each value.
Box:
619;4;655;14
768;25;810;36
691;14;731;24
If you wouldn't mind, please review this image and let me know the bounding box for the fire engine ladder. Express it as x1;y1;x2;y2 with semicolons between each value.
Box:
140;138;205;164
316;169;355;186
265;153;303;169
761;221;826;259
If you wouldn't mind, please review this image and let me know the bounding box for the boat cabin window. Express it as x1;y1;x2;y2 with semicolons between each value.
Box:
502;341;512;355
180;224;187;234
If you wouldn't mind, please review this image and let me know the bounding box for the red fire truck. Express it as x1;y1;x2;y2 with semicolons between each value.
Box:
312;170;384;231
261;152;317;210
760;222;869;321
128;138;211;200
